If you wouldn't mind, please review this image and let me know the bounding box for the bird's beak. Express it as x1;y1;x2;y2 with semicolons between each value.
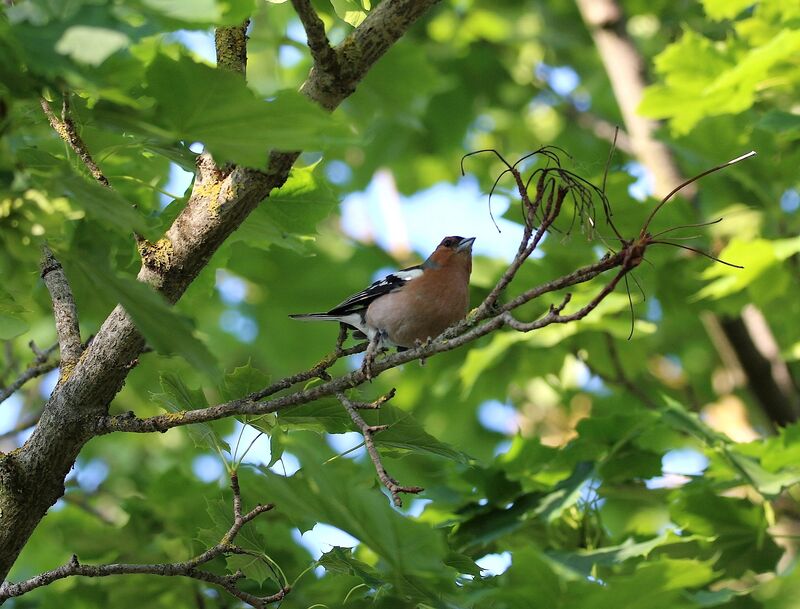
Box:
457;237;476;252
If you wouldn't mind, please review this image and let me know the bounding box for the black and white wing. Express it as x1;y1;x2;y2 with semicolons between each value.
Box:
289;265;424;337
327;265;423;316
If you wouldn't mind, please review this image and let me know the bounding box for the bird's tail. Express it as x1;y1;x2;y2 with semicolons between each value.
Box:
288;313;341;322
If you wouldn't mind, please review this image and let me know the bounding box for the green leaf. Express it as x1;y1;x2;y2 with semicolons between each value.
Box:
533;461;594;522
153;373;231;454
16;149;152;235
254;448;449;578
226;552;276;586
723;450;800;498
641;28;800;133
0;314;29;340
365;404;471;463
139;0;257;26
758;110;800;140
220;362;269;401
318;546;385;586
55;25;130;66
263;165;338;233
443;551;482;577
701;0;754;20
672;490;782;576
66;254;218;376
234;164;338;252
658;394;722;444
547;532;700;577
329;0;369;27
0;288;29;340
695;237;800;300
146;54;353;167
278;398;353;434
62;175;153;235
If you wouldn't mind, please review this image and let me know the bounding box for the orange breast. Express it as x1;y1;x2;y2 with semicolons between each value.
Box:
365;267;469;348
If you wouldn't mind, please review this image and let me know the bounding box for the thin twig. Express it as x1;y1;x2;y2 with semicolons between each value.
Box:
41;246;82;376
0;409;43;441
604;334;660;408
40;96;109;187
0;471;286;608
60;494;118;526
252;338;365;401
0;344;58;405
337;392;422;507
640;151;756;235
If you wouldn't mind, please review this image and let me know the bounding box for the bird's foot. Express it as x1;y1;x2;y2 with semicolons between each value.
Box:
361;332;386;381
413;337;431;366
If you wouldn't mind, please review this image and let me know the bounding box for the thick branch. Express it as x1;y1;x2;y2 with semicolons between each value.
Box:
300;0;442;110
720;308;800;425
0;472;283;608
39;97;109;187
0;0;442;582
97;249;629;435
40;247;82;375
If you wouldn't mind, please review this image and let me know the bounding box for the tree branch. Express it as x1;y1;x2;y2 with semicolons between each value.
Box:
215;19;250;74
40;247;82;377
337;391;422;507
290;0;339;76
39;96;109;187
0;343;57;406
0;0;444;582
0;472;285;608
97;247;631;435
300;0;443;110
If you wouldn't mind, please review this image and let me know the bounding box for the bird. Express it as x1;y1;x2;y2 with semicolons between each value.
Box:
290;236;475;353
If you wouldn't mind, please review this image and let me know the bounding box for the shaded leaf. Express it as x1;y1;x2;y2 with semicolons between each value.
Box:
254;448;449;578
153;373;231;454
318;546;385;586
146;54;353;167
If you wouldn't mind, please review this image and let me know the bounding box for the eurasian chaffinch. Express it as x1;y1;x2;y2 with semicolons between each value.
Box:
290;236;475;350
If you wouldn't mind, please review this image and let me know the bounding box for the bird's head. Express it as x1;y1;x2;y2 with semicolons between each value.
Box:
425;235;476;273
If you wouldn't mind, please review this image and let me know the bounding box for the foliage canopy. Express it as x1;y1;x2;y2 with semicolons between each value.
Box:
2;0;800;607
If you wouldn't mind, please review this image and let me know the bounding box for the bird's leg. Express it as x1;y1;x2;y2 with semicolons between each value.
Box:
361;331;385;381
414;337;431;367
